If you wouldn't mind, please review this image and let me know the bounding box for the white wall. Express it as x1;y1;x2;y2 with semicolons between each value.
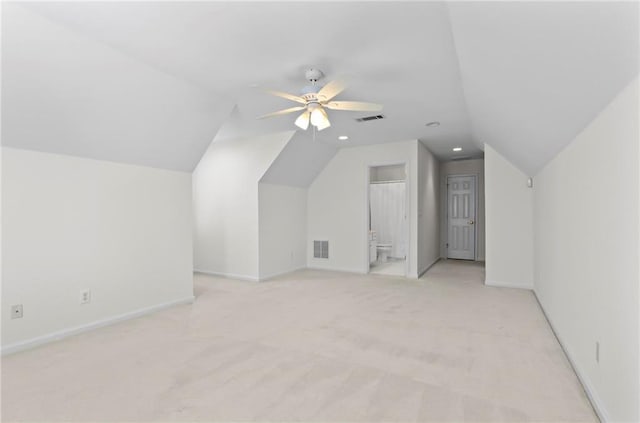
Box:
440;159;485;260
258;183;307;280
534;77;639;422
484;144;534;288
1;147;194;351
192;131;294;280
307;140;419;277
417;142;441;275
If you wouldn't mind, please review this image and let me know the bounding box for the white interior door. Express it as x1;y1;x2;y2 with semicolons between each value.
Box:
447;175;476;260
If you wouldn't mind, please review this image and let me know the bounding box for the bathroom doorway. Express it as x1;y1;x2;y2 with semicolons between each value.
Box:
368;164;407;276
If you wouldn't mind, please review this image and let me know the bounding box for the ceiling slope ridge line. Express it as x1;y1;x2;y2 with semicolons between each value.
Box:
257;130;298;184
446;2;638;175
191;104;241;173
259;131;339;189
0;145;194;175
298;145;338;189
484;141;531;177
531;74;640;178
443;2;480;150
18;3;231;101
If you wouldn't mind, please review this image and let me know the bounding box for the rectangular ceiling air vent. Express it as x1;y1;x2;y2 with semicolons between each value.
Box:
313;240;329;259
355;114;385;122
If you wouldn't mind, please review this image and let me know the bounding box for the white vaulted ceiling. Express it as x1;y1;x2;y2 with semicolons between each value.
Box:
2;2;638;176
448;1;639;175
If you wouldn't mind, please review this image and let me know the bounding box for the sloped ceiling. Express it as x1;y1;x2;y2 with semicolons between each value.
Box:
448;1;639;175
2;2;638;177
1;3;236;171
260;133;338;188
202;105;337;188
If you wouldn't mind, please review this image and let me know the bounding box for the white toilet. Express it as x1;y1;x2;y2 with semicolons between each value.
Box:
377;244;393;263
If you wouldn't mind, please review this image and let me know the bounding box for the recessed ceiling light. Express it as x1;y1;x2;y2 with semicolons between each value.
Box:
453;147;462;152
426;121;440;127
338;135;349;141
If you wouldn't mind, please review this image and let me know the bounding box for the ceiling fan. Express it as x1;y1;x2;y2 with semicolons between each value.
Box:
257;68;383;131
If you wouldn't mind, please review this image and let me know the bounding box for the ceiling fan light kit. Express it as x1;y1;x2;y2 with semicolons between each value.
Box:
294;110;311;130
258;68;383;132
309;105;330;130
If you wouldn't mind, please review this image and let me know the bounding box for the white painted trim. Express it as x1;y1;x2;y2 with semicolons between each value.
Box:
484;279;533;290
534;293;609;422
258;266;307;281
194;269;259;282
446;173;479;260
418;257;441;278
307;265;367;275
1;296;195;356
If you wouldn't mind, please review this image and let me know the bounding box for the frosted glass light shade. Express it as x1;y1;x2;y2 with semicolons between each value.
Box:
311;107;330;130
294;110;311;130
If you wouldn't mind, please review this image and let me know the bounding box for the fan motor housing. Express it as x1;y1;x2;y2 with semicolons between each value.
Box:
304;68;323;82
300;85;321;103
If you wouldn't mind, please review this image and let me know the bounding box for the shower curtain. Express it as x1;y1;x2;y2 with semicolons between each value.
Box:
370;181;406;259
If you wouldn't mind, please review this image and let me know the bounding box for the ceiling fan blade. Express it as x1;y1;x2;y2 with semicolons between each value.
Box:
265;89;306;104
294;110;311;130
257;106;306;120
317;79;347;102
324;101;383;112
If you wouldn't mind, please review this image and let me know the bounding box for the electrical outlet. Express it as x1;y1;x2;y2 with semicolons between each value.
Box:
80;290;91;304
11;304;23;319
595;341;600;363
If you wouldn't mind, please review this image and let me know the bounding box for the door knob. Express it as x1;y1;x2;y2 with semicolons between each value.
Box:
468;220;475;225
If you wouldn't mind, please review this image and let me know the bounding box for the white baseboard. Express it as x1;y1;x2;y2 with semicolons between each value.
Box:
485;279;533;290
258;266;307;281
533;293;609;422
418;257;441;278
307;265;367;275
194;268;259;282
196;266;374;280
1;296;195;356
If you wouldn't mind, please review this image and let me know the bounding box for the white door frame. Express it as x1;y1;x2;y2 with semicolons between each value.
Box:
446;173;478;261
365;161;410;277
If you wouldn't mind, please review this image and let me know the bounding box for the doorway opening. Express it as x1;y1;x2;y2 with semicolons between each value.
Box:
368;164;408;276
447;174;477;260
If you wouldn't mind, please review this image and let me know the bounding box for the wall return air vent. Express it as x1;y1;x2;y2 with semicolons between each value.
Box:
313;240;329;259
355;114;385;122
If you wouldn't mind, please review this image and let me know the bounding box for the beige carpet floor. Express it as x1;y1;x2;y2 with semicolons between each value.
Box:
2;260;596;422
370;258;406;276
